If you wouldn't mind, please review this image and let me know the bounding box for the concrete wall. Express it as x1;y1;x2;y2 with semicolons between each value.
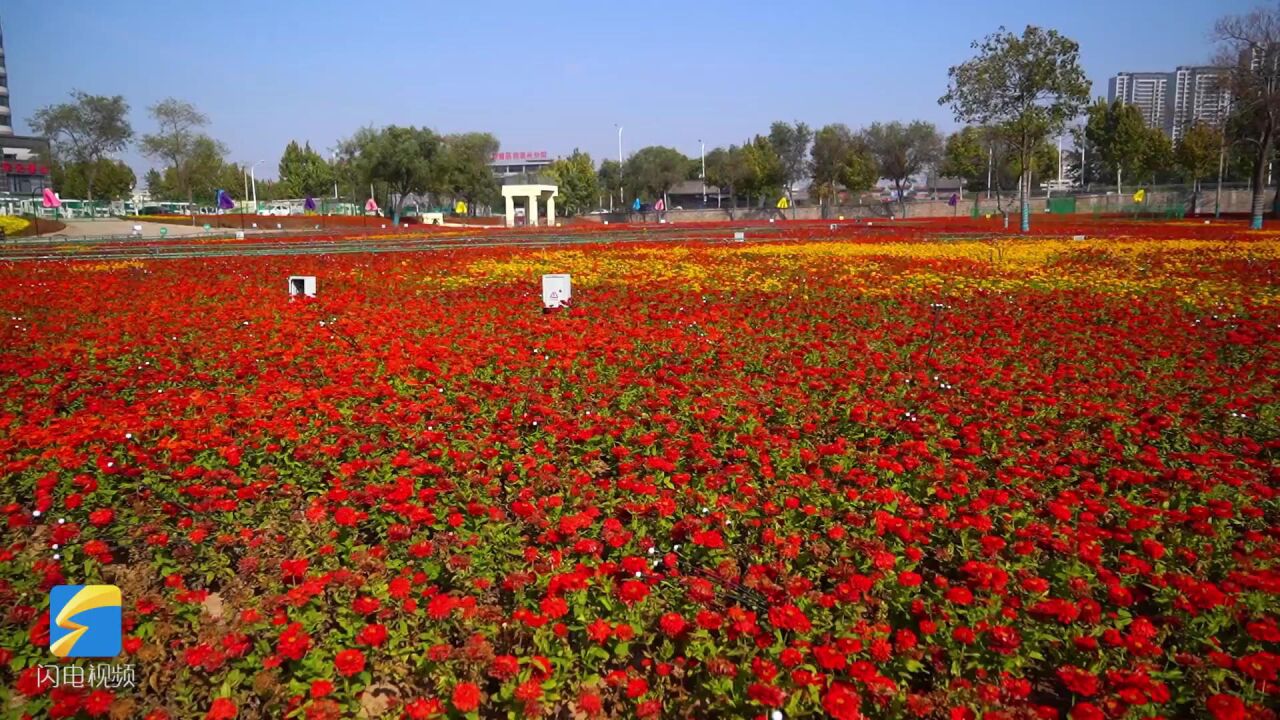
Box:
577;188;1259;224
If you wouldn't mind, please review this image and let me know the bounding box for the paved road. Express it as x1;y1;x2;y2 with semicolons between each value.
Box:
39;219;227;238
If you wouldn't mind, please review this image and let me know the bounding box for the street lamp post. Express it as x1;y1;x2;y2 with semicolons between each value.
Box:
1216;137;1226;219
700;139;706;208
615;125;624;206
250;160;264;214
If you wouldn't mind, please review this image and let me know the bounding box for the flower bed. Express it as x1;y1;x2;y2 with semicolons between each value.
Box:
1;224;1278;720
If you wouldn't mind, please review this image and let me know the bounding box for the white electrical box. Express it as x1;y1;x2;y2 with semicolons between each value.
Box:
542;274;571;309
288;276;317;297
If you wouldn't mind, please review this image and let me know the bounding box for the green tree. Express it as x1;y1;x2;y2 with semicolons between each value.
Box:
623;146;688;204
1085;100;1154;192
30;91;133;203
741;135;784;207
51;158;136;201
597;159;623;210
1140;130;1174;184
544;149;599;216
140;98;220;217
278;140;334;199
940;126;989;190
861;121;943;212
439;133;500;211
941;25;1091;231
810;125;877;212
339;125;442;223
144;168;167;200
769;121;813;215
704;145;750;210
153;135;230;205
1175;123;1222;191
1214;6;1280;227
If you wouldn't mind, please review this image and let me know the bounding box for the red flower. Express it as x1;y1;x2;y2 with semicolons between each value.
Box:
768;604;811;632
356;623;388;647
823;682;864;720
452;682;482;712
578;691;603;716
88;508;114;526
1057;666;1098;697
747;683;785;707
490;654;519;679
516;679;543;703
334;648;366;677
204;698;237;720
276;623;312;661
403;698;444;719
84;690;114;716
1206;694;1247;720
659;612;687;637
1069;702;1104;720
618;580;649;604
310;680;333;698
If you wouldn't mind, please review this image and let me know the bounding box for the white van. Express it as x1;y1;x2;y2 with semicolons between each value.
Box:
260;203;292;216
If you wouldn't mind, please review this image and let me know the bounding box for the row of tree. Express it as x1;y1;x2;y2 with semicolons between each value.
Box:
29;6;1280;228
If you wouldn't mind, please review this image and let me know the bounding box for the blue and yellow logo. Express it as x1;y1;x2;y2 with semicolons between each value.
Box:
49;585;121;658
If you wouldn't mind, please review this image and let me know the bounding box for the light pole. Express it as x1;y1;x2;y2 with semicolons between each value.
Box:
986;146;993;200
331;152;339;200
615;124;624;205
700;139;706;208
250;160;264;213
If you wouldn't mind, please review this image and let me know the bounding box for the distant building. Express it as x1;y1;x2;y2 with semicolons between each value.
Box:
0;17;51;200
489;151;552;181
1108;72;1170;133
1170;67;1231;141
0;19;10;135
1108;66;1231;140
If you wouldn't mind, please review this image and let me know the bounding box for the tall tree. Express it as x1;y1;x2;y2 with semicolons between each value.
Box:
1213;6;1280;227
940;126;990;190
704;145;750;210
941;25;1091;231
439;133;500;210
155;136;230;204
741;135;784;207
544;149;599;216
139;98;217;216
810;124;877;212
278;140;335;199
339;125;442;223
51;158;136;201
30;91;133;203
597;159;623;210
861;121;943;212
1175;123;1223;192
1085;99;1153;192
623;146;689;204
769;121;813;216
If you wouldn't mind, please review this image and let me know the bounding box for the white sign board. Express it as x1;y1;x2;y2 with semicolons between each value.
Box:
733;231;745;241
288;276;317;298
542;274;571;309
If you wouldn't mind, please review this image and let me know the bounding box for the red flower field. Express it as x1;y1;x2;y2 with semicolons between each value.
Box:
1;221;1278;719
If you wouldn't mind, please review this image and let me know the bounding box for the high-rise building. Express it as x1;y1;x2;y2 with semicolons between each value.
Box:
1108;72;1169;133
0;17;11;135
1108;67;1231;141
1170;67;1230;141
0;16;53;203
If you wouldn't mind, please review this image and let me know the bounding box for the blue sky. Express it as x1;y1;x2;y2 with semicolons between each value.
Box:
3;0;1257;179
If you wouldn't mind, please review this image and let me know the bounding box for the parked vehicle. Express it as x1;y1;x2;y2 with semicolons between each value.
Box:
260;203;292;217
